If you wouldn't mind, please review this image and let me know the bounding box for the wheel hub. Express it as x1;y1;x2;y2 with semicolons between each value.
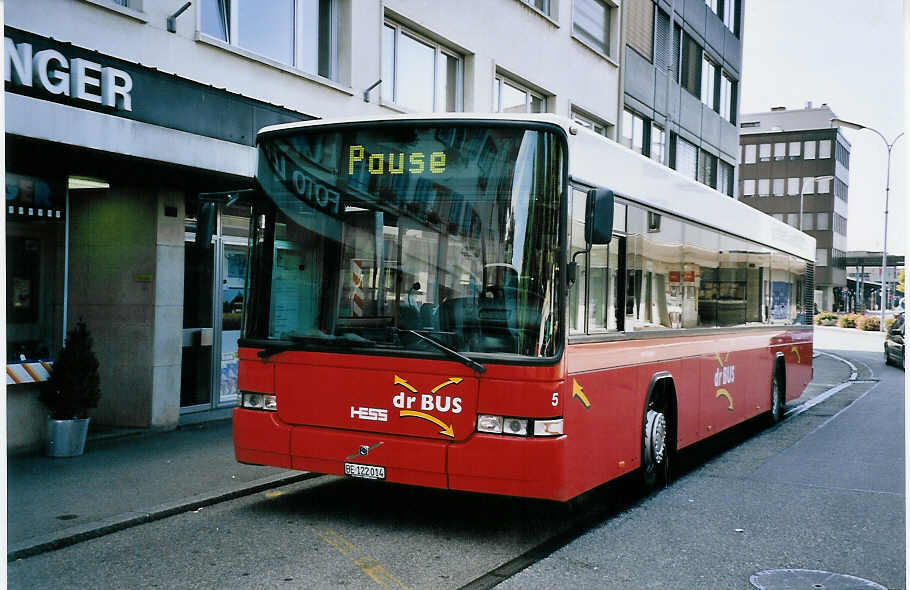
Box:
644;409;666;466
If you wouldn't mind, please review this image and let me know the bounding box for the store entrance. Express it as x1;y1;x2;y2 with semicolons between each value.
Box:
180;204;249;417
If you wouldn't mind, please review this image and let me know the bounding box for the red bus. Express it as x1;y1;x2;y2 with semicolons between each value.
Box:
231;115;814;501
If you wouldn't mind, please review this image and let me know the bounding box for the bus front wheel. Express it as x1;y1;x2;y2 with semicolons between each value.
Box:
640;397;669;492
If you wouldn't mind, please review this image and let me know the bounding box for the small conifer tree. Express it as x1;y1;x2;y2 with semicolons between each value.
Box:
40;321;101;420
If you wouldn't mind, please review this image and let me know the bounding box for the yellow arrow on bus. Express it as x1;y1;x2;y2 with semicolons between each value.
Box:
715;388;734;411
394;375;418;393
791;346;801;364
400;410;455;438
431;377;463;393
572;379;591;409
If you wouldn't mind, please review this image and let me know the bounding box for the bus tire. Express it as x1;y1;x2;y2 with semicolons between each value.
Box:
766;372;784;426
640;380;673;493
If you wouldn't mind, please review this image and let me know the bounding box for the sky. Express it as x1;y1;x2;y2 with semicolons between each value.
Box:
740;0;905;255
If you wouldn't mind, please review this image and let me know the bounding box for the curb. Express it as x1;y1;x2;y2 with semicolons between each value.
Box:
8;471;321;561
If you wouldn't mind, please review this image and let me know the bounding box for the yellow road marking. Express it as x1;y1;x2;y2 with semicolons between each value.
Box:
314;528;410;589
264;490;284;499
399;410;454;437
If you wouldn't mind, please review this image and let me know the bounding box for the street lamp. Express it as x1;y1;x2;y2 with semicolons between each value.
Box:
831;117;904;331
799;175;833;231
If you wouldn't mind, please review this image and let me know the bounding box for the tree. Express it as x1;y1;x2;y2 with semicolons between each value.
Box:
39;321;101;419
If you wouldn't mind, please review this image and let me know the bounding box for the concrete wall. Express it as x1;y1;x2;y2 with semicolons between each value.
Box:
65;185;183;429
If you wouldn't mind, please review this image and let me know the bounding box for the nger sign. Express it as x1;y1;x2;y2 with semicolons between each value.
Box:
5;37;133;112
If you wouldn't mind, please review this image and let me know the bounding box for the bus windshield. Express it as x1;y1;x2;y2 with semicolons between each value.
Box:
245;123;565;360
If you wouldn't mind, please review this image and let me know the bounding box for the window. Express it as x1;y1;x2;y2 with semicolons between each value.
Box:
818;139;832;159
772;213;784;222
496;75;545;113
802;214;814;230
569;188;623;334
759;143;771;162
787;178;799;195
674;135;698;180
788;141;801;159
650;123;666;163
719;72;735;122
572;110;608;136
201;0;338;79
834;213;847;235
802;177;815;194
804;140;816;159
621;109;646;155
574;0;615;57
384;23;463;112
742;179;755;196
773;142;786;161
721;0;736;33
701;55;717;109
522;0;551;14
717;160;733;196
817;212;830;230
679;31;701;96
6;172;67;365
740;121;760;128
786;213;798;228
758;178;770;196
773;178;785;196
817;177;831;193
816;249;828;267
834;178;848;202
836;142;850;168
743;144;756;164
654;8;672;73
698;149;717;188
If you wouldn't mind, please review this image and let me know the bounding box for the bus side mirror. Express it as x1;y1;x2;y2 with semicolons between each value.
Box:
195;202;217;248
585;188;614;245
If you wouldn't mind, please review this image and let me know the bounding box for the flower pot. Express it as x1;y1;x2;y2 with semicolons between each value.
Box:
46;417;91;457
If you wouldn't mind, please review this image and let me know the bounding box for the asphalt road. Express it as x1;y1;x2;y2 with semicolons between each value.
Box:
8;328;905;589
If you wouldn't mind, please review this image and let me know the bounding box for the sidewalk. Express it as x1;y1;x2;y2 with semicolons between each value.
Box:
7;419;313;560
6;348;857;561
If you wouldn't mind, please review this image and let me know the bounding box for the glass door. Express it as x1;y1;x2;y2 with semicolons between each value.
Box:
217;241;248;406
181;236;214;409
181;203;250;414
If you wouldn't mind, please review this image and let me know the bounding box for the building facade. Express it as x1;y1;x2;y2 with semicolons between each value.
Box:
619;0;741;196
738;104;851;312
6;0;629;452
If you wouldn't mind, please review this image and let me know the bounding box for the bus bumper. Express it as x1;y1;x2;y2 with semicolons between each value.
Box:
234;408;572;501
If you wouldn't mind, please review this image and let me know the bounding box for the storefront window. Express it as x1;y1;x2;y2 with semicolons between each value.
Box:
6;172;67;366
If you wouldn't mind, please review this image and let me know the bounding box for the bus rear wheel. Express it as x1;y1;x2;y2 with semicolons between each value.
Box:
766;374;784;426
641;401;669;492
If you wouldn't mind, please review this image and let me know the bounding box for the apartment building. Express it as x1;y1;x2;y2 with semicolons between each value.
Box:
620;0;741;195
5;0;627;451
738;104;851;311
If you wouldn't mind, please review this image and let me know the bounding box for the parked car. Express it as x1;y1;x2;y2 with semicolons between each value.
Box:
884;313;904;369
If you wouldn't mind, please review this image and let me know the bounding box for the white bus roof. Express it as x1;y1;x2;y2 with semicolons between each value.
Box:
258;114;815;261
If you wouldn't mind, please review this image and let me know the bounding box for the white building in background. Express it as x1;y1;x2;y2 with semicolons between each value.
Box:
5;0;626;452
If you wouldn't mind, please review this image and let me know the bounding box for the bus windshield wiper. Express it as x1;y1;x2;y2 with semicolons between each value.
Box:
403;329;486;374
257;333;375;359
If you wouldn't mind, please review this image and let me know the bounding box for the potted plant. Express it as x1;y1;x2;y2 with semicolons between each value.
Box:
39;321;101;457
